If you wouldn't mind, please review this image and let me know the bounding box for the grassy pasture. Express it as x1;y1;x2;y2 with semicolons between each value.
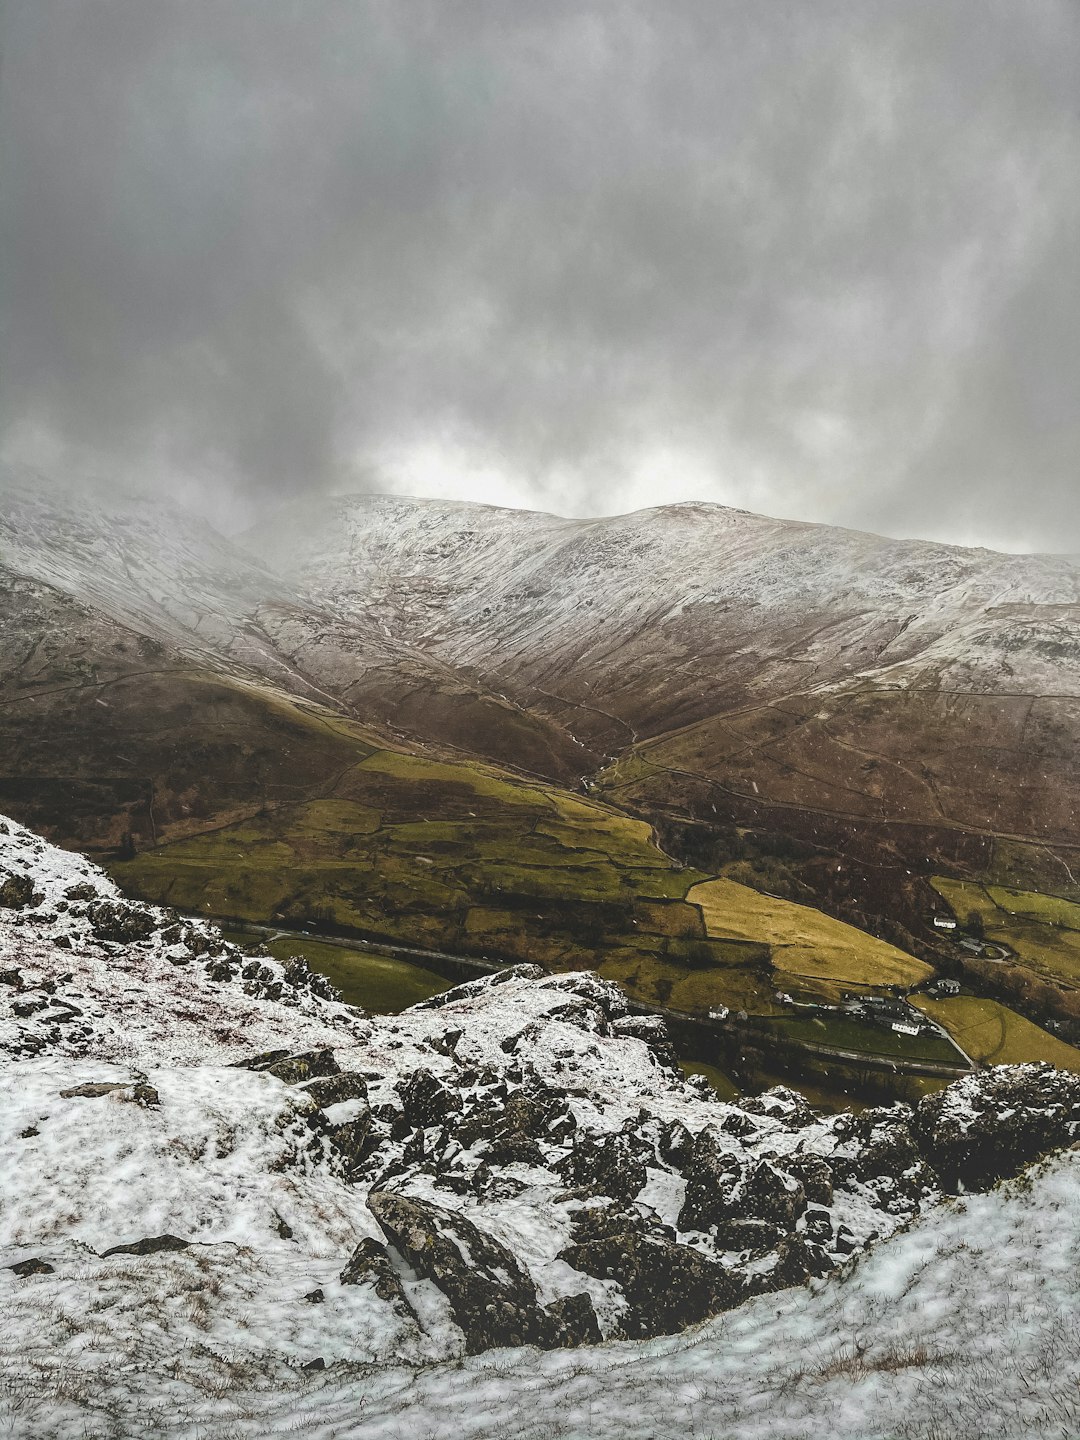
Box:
755;1011;959;1065
687;878;931;992
912;994;1080;1072
116;743;712;970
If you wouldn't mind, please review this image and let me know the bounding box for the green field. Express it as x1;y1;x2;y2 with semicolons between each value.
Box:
114;743;718;976
688;878;932;994
912;994;1080;1072
109;736;951;1066
222;930;451;1012
931;877;1080;986
754;1010;960;1066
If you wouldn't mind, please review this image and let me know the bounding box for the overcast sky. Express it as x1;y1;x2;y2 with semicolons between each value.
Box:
2;1;1078;550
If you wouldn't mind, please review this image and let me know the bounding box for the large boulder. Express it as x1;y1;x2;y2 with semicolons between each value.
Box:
544;1292;602;1346
397;1070;462;1130
914;1064;1080;1191
301;1071;368;1109
0;873;41;910
86;901;156;944
238;1048;341;1084
541;972;629;1023
833;1105;937;1207
367;1191;557;1353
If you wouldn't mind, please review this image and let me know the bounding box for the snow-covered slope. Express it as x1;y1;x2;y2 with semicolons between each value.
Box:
3;817;1080;1437
245;493;1080;705
0;471;283;657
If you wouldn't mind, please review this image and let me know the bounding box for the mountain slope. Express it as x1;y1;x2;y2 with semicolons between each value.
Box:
244;493;1080;924
5;478;1080;1017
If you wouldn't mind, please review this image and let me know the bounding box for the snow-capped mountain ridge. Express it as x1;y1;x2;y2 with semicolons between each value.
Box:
244;489;1080;693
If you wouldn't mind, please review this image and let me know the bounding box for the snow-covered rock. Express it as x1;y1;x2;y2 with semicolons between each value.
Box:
3;816;1080;1437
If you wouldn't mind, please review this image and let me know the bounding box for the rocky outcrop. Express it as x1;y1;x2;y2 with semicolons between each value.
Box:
101;1234;191;1258
545;1292;602;1346
0;873;40;910
397;1069;462;1130
914;1064;1080;1190
560;1230;742;1339
86;901;158;944
681;1147;805;1246
59;1080;160;1107
7;1258;54;1277
556;1132;647;1202
238;1048;341;1083
367;1191;557;1353
831;1104;937;1210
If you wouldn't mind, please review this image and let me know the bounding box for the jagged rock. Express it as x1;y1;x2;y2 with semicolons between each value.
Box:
409;965;547;1011
545;1292;602;1346
458;1087;570;1163
834;1223;858;1255
835;1105;935;1203
556;1132;647;1201
712;1217;785;1253
568;1200;648;1246
657;1117;693;1168
7;1258;54;1277
915;1064;1080;1191
781;1151;834;1206
680;1135;805;1234
339;1236;418;1324
801;1205;834;1246
612;1014;677;1061
0;873;41;910
63;882;97;903
428;1027;463;1057
560;1231;743;1339
239;1048;341;1084
745;1233;834;1293
0;968;22;988
102;1234;191;1258
367;1190;556;1353
13;997;48;1018
86;901;156;943
397;1069;462;1129
485;1132;546;1167
543;999;612;1037
302;1071;368;1109
544;972;629;1022
323;1110;372;1180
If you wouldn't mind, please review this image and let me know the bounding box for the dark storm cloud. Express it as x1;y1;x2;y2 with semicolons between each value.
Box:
1;0;1077;547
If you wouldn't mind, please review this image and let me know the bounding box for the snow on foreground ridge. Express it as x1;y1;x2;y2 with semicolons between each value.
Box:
2;817;1080;1438
5;1151;1075;1440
